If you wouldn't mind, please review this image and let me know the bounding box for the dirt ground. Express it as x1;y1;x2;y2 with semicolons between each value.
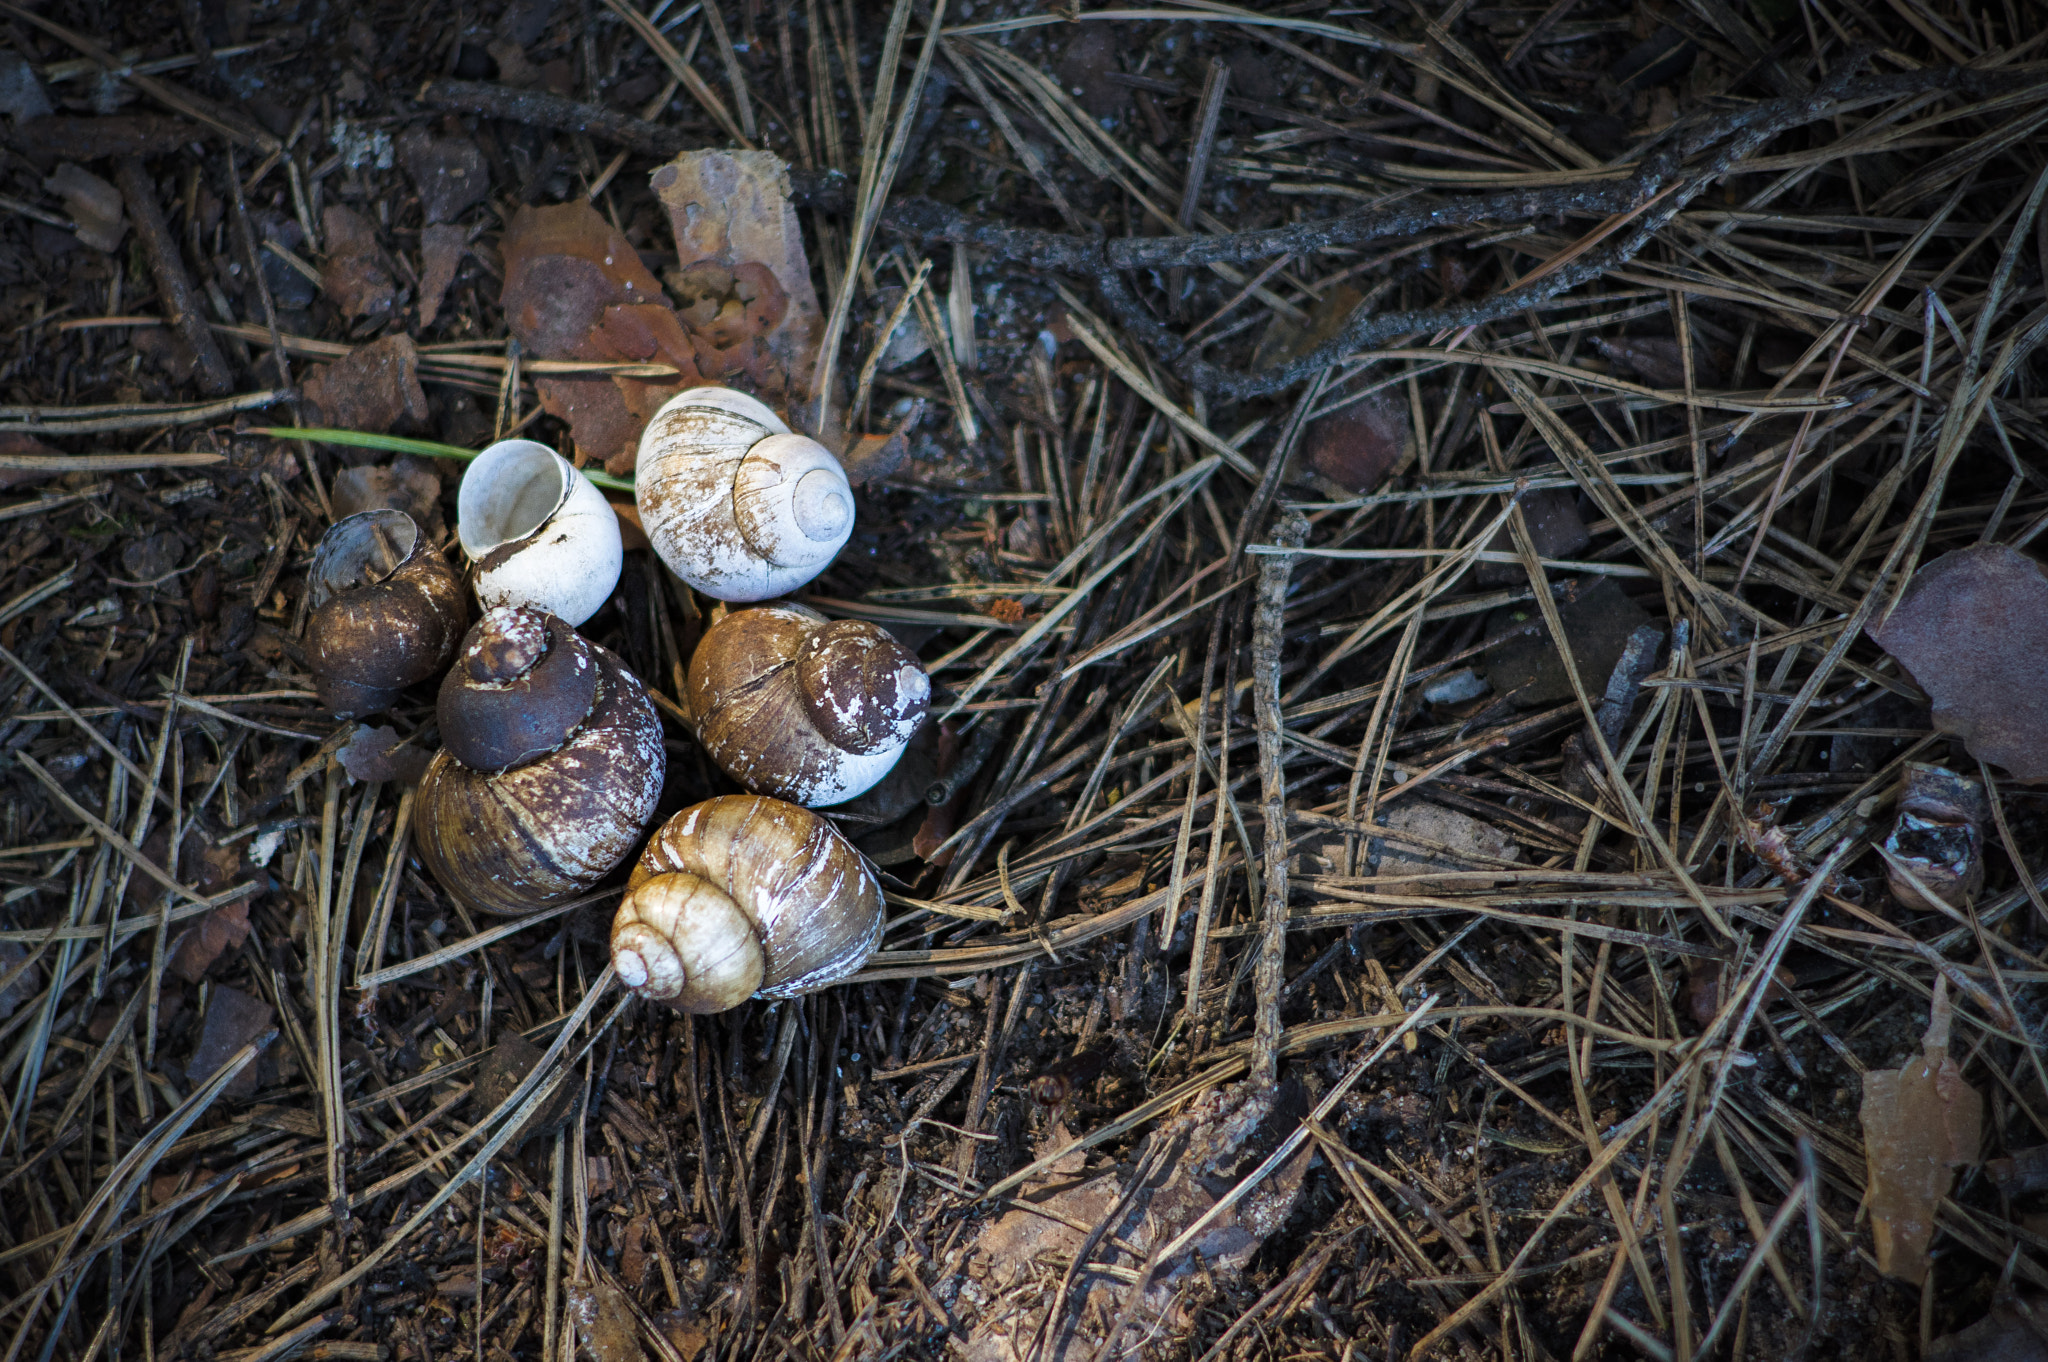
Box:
1;0;2047;1359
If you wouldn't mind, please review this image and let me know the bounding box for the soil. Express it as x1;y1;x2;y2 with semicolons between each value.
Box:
0;1;2045;1360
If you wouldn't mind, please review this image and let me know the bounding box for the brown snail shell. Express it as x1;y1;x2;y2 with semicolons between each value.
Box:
610;795;882;1012
306;509;465;718
688;604;929;806
414;605;665;915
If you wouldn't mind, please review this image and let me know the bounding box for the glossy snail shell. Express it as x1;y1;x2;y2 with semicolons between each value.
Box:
689;603;929;806
610;795;881;1012
414;606;664;914
635;387;854;601
306;509;465;718
457;439;623;626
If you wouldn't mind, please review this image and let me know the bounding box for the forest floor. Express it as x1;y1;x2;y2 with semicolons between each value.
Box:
0;0;2046;1359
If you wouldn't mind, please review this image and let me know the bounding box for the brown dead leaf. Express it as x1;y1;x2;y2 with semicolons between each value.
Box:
167;896;253;983
417;222;468;329
0;433;60;492
45;162;125;253
1297;387;1411;495
1591;334;1722;388
962;1080;1312;1361
568;1278;644;1362
1254;284;1366;373
500;200;696;470
302;334;431;434
397;127;488;224
329;456;444;537
1873;545;2048;781
1926;1294;2048;1362
1860;977;1984;1284
336;723;432;785
185;983;275;1101
654;149;825;401
321;205;397;320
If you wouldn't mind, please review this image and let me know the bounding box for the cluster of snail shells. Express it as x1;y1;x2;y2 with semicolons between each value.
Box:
303;385;905;1007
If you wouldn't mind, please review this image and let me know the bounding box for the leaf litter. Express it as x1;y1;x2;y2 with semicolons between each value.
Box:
8;1;2048;1359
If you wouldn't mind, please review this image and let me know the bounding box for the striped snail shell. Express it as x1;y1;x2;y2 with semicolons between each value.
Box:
414;606;664;914
306;509;465;718
688;603;929;806
634;387;853;601
610;795;881;1012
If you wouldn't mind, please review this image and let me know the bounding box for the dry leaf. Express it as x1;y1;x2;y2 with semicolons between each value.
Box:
1872;545;2048;781
185;984;275;1102
397;127;488;224
329;457;444;537
1860;977;1983;1284
1298;388;1411;496
653;149;825;402
167;896;253;983
45;162;125;253
500;200;694;470
1926;1294;2048;1362
417;222;468;329
568;1278;645;1362
962;1080;1313;1361
320;205;398;320
336;723;433;786
1591;334;1721;388
303;334;431;434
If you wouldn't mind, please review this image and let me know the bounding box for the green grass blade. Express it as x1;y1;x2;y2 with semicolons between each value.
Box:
253;427;636;493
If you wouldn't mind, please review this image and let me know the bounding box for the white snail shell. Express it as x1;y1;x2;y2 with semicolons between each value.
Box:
689;603;929;806
634;386;854;602
457;439;624;626
610;795;882;1012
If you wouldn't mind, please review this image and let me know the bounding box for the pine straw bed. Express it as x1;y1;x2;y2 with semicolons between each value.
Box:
1;0;2047;1359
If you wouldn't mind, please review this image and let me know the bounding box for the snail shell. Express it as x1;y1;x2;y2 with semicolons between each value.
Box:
306;509;465;718
689;603;929;806
610;795;882;1012
414;606;664;914
457;439;623;626
635;387;854;601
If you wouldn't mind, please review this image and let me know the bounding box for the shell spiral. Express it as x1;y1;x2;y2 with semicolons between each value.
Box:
635;387;854;601
688;603;930;806
415;607;665;915
610;795;882;1011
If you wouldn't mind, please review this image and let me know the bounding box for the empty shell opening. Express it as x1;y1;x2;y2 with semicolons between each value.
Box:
458;441;569;556
310;509;420;606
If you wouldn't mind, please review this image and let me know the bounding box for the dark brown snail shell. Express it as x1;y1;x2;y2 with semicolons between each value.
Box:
414;606;665;915
306;509;465;718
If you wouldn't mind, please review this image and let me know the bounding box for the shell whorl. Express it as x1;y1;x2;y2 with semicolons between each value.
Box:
635;387;854;602
438;607;600;774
